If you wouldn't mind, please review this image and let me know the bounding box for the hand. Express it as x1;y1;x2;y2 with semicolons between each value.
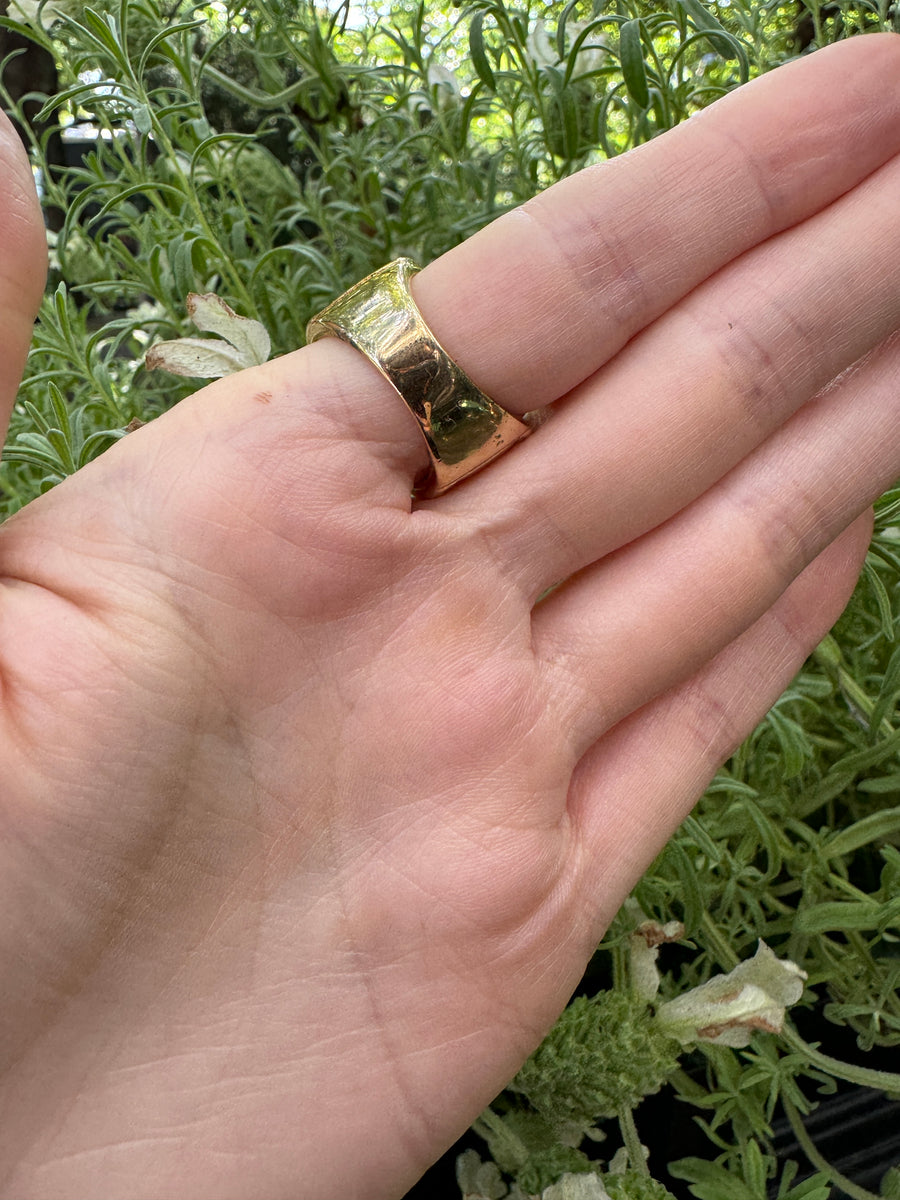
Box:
1;33;899;1200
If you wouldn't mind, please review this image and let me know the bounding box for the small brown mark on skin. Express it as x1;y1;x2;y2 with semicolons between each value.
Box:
254;390;272;405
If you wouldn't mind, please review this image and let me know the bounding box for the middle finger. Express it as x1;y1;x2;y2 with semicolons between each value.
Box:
456;143;900;595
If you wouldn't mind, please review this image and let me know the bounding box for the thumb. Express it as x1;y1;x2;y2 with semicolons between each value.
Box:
0;109;48;446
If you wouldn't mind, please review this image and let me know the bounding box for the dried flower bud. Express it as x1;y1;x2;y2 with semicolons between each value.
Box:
629;916;685;1002
655;941;807;1048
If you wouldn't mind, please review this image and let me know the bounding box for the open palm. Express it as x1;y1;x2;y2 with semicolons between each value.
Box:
1;34;899;1200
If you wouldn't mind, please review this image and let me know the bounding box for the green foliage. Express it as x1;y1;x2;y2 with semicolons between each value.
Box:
605;1174;679;1200
1;0;899;1197
669;1154;832;1200
511;991;680;1132
473;1109;595;1193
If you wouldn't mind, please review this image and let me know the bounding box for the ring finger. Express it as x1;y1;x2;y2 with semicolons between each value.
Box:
533;328;900;752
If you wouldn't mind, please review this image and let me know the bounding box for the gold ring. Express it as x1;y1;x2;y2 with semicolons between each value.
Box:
305;258;533;497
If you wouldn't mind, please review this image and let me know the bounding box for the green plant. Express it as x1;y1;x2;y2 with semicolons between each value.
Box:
2;0;899;1196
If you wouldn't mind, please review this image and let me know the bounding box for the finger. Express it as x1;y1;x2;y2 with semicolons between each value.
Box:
534;330;900;751
0;111;47;446
171;36;900;512
464;136;900;590
413;35;900;415
564;512;871;937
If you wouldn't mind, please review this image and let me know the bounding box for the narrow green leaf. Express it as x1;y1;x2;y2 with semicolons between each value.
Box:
252;244;340;292
94;182;185;222
741;804;784;880
172;238;197;298
857;773;900;794
2;450;57;471
469;12;496;91
45;429;77;476
766;708;810;778
80;429;126;465
620;20;649;109
36;80;118;123
869;641;900;732
669;1156;759;1200
68;6;127;67
138;17;206;76
682;814;722;862
52;284;72;341
556;0;581;59
558;85;579;161
797;725;900;816
826;805;900;855
666;839;703;934
794;899;897;934
81;6;118;47
48;383;72;440
678;0;749;78
543;67;580;160
742;1140;767;1195
14;432;55;456
679;0;728;38
864;554;895;640
875;489;900;525
190;132;256;171
22;401;52;437
704;777;758;798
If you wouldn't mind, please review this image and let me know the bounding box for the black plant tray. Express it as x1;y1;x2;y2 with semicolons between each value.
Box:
769;1082;900;1198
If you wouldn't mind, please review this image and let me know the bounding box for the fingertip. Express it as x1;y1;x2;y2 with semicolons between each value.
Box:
779;509;873;642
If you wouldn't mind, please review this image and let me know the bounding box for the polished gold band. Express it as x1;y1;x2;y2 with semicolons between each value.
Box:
305;258;533;496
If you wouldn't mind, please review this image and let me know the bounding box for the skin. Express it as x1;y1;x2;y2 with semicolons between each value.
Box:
0;32;898;1200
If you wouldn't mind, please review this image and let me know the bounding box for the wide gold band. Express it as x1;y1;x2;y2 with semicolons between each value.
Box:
305;258;533;496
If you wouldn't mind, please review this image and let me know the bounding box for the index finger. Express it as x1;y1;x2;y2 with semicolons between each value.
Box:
413;34;900;413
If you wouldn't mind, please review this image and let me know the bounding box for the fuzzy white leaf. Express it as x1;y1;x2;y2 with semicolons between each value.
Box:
145;337;247;379
186;293;271;366
542;1174;611;1200
455;1149;507;1200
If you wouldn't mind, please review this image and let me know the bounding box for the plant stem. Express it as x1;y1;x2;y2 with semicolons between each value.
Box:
617;1105;648;1175
782;1096;882;1200
813;635;895;736
783;1026;900;1094
700;912;741;969
472;1106;528;1172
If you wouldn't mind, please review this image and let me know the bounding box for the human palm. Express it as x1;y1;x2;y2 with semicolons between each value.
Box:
1;34;900;1200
